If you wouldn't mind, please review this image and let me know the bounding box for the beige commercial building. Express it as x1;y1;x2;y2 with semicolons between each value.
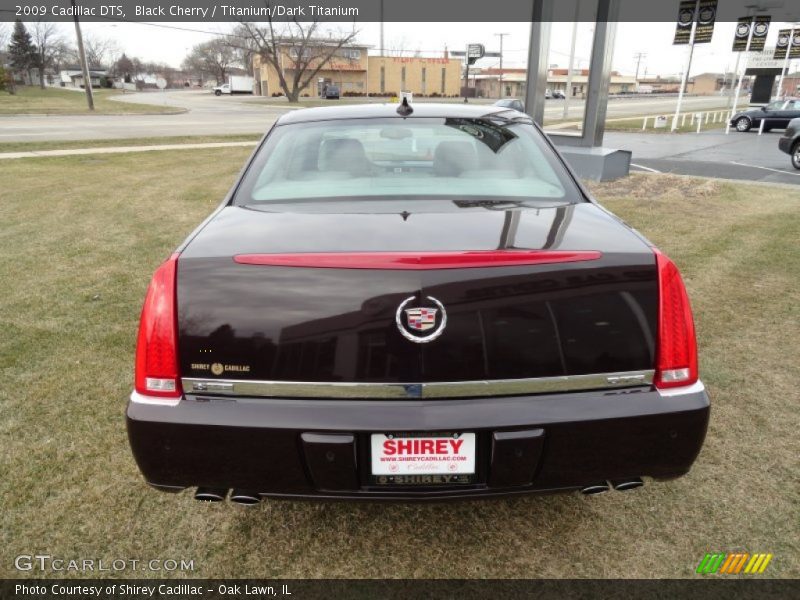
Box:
472;68;638;99
690;72;742;95
253;41;462;98
367;56;462;97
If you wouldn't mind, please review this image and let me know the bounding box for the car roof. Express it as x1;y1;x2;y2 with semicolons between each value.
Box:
276;102;515;125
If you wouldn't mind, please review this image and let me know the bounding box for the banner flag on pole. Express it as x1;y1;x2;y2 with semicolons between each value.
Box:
774;29;791;59
673;0;696;45
693;0;717;44
748;15;771;52
732;17;751;52
791;30;800;59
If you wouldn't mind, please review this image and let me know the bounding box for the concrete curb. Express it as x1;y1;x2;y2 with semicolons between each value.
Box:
0;141;258;160
0;109;189;117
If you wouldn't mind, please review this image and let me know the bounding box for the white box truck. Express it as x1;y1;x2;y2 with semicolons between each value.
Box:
213;76;254;96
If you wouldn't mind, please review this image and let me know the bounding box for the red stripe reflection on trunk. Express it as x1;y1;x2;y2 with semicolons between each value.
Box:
233;250;602;270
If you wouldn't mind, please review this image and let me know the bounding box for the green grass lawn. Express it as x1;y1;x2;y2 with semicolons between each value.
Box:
0;151;797;579
0;86;185;115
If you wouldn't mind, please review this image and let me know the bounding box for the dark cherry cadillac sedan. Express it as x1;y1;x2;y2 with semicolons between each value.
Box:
127;102;709;503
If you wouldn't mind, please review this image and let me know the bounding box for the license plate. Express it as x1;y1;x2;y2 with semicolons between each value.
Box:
370;433;476;477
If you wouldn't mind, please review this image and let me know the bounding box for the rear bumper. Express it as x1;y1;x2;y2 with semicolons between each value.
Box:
126;383;710;500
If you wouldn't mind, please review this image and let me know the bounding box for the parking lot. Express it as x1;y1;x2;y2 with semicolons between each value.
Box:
616;130;800;186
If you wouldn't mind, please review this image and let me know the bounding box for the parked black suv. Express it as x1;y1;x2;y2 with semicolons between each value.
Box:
323;85;340;100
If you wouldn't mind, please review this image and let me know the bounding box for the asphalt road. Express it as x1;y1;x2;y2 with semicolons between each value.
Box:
0;90;731;142
610;130;800;186
0;91;289;142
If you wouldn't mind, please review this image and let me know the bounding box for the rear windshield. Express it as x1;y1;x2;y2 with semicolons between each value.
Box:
233;117;583;205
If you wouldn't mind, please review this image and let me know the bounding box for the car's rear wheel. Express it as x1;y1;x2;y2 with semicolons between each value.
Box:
215;90;222;96
792;142;800;170
735;117;751;132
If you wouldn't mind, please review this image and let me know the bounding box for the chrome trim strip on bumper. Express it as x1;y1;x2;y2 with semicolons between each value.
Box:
181;370;655;400
656;380;705;397
130;390;181;407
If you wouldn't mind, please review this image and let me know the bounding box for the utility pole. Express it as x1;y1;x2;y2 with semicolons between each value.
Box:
633;52;647;82
494;33;509;98
71;0;94;111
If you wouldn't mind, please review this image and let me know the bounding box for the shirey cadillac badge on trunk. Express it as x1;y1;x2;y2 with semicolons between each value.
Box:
396;296;447;343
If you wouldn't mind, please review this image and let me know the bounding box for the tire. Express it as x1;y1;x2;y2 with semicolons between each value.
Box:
792;142;800;170
214;90;222;96
735;117;751;132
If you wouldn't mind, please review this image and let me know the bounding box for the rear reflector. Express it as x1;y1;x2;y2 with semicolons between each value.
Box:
134;253;182;400
233;250;602;270
653;249;698;390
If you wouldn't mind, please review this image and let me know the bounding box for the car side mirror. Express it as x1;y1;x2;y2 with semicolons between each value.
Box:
760;106;767;111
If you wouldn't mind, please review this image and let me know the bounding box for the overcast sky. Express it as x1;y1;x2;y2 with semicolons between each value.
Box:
73;20;798;77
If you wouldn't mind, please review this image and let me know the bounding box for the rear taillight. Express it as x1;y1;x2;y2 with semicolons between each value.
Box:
654;249;698;389
135;253;182;399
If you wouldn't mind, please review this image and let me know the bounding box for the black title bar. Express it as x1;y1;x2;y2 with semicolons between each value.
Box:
1;0;800;23
2;579;797;600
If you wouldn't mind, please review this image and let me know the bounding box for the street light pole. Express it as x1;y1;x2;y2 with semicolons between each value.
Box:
494;33;508;98
562;0;581;119
379;0;384;57
726;51;742;110
728;13;757;133
71;0;94;111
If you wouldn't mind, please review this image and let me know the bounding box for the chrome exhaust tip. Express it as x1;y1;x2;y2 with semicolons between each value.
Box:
580;482;610;495
610;478;644;491
194;487;228;502
230;490;261;506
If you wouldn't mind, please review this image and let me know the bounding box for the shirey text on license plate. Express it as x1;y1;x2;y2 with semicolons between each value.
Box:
370;433;476;476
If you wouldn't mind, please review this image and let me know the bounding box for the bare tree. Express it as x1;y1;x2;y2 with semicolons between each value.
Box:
234;19;358;102
0;23;10;52
230;23;260;73
30;21;66;88
386;36;411;57
80;35;121;69
182;38;236;85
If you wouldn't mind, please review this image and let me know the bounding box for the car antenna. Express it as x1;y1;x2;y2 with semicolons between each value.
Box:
397;96;413;116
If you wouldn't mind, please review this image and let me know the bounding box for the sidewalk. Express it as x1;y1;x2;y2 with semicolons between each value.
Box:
0;140;258;160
